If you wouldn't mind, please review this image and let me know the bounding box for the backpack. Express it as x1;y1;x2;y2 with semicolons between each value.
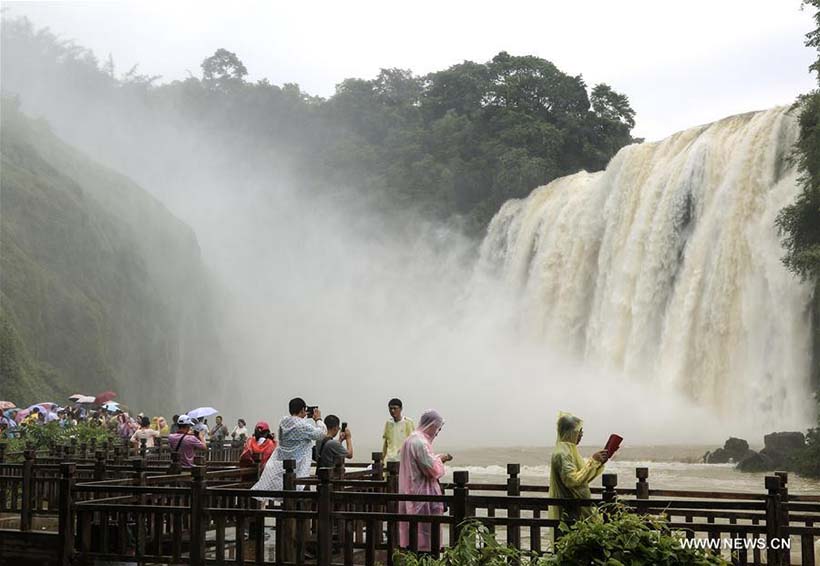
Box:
312;437;331;466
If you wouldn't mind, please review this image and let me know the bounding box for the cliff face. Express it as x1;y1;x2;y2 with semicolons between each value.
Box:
0;100;224;411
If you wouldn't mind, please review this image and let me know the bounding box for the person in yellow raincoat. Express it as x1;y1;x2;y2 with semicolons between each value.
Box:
548;412;609;523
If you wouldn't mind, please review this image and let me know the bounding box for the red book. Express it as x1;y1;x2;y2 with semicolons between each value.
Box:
604;434;623;455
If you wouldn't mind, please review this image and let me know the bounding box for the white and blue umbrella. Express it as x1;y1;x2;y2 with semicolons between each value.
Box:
187;407;218;420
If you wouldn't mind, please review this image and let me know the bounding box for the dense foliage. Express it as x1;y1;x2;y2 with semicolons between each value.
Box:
394;522;529;566
0;16;638;233
545;506;729;566
777;0;820;477
393;513;729;566
3;421;117;454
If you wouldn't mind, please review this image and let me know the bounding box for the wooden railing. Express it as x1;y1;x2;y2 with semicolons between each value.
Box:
1;447;819;566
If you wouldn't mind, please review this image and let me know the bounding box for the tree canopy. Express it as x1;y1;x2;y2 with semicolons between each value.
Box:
0;17;638;233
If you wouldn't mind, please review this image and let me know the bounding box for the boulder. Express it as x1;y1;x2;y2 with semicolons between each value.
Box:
764;432;805;453
724;437;750;460
761;432;805;468
705;437;751;464
706;448;730;464
737;451;774;473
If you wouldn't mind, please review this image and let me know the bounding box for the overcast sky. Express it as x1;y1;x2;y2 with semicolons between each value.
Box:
3;0;817;141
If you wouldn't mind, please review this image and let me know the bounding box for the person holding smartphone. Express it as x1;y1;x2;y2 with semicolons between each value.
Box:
315;415;353;469
167;414;207;468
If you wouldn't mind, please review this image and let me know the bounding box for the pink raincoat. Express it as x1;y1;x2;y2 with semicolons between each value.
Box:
398;410;446;551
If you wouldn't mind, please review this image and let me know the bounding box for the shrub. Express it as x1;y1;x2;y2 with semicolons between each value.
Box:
393;521;537;566
543;505;730;566
394;508;730;566
3;421;117;454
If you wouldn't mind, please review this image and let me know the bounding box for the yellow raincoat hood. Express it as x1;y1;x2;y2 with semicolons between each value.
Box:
548;412;604;522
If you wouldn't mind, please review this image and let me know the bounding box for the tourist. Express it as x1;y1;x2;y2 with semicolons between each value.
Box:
151;416;170;436
231;418;249;443
398;409;453;552
170;414;180;434
239;421;277;467
548;412;609;523
252;398;326;496
116;413;134;440
194;418;209;441
382;398;414;462
58;410;71;429
167;414;207;468
316;415;353;469
21;407;41;427
130;416;160;451
210;415;229;444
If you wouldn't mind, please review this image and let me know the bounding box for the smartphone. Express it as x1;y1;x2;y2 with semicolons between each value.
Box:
341;422;347;432
307;405;317;418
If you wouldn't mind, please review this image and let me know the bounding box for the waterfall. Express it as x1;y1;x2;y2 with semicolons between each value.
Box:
478;107;815;430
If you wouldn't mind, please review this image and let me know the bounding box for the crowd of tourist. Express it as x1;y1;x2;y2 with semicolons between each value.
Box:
1;395;609;551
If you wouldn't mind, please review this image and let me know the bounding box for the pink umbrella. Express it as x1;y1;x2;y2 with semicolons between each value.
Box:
94;391;118;405
0;401;15;411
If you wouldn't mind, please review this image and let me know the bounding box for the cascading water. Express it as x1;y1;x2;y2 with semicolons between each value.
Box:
477;107;815;431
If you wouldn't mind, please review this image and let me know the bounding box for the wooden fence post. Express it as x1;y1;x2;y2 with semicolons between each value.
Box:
451;470;469;545
282;459;297;563
386;461;399;566
169;451;181;475
94;450;107;481
317;467;333;566
248;452;264;550
635;467;649;514
58;462;76;566
0;442;6;463
139;438;147;460
371;452;384;481
68;438;77;458
89;438;97;456
20;447;34;531
774;471;791;565
601;473;618;521
506;464;521;549
765;475;785;566
189;466;207;566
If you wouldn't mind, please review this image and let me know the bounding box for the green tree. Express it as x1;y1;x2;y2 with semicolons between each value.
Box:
775;0;820;478
201;48;248;91
778;1;820;281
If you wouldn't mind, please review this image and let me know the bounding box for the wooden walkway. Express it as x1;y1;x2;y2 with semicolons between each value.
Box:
0;441;818;565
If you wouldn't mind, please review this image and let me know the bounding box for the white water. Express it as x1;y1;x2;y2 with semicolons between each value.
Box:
476;107;815;432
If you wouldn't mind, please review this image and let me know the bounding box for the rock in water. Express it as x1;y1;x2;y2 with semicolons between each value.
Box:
737;451;775;473
764;432;806;452
761;432;806;467
705;437;752;463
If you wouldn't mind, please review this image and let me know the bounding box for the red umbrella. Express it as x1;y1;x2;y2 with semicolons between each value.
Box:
94;391;118;405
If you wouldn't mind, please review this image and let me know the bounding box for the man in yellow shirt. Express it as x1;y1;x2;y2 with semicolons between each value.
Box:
381;398;414;462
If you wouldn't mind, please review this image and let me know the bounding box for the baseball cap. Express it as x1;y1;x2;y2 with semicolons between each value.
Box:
177;414;195;427
255;421;270;432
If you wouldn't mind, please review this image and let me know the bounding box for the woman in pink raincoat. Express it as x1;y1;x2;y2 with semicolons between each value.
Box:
398;410;453;552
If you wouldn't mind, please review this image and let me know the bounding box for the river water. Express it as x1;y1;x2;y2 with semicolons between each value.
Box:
435;445;820;495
